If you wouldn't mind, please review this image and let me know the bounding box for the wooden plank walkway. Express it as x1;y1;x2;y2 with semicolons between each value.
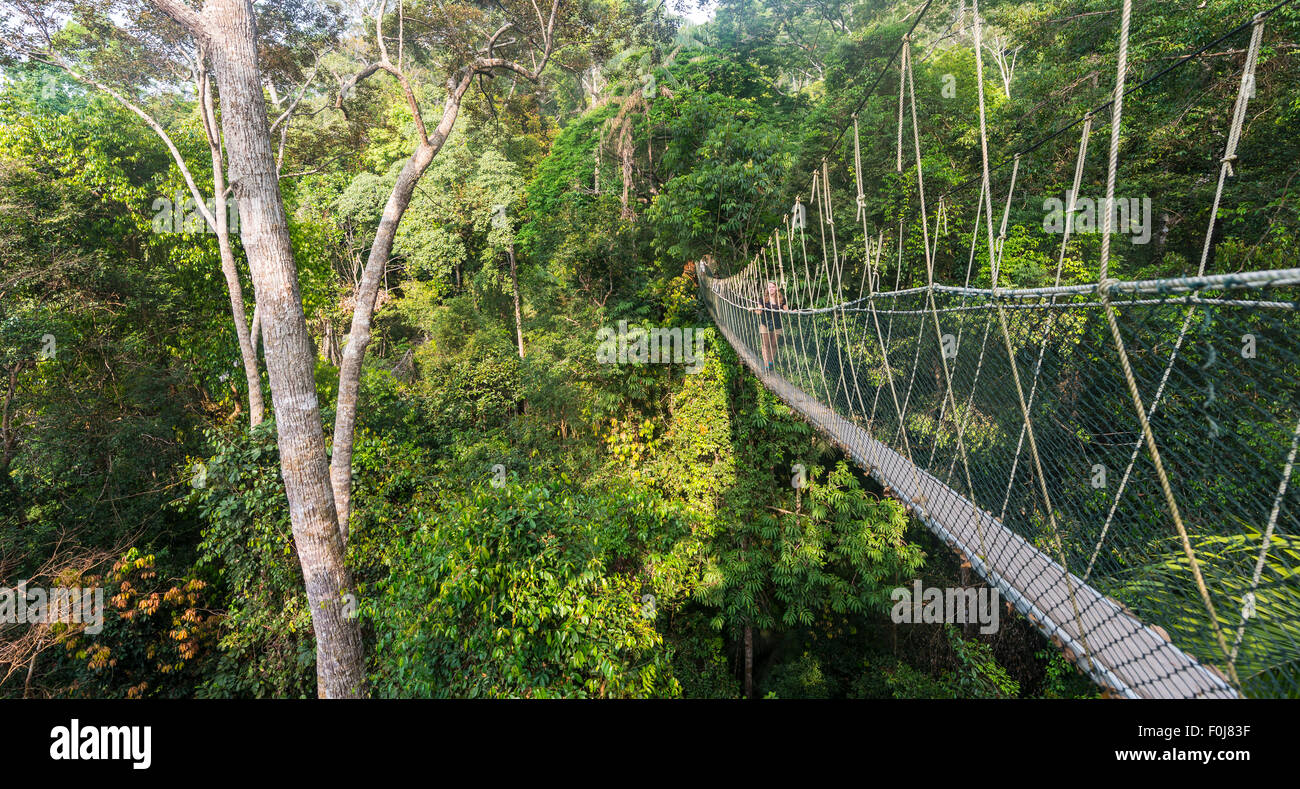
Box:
711;311;1239;699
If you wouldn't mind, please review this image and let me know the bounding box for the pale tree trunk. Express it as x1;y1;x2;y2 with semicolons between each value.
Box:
250;301;261;358
155;0;365;698
508;244;524;358
199;61;264;425
986;39;1019;99
329;0;560;544
32;48;264;427
331;139;437;545
321;316;342;366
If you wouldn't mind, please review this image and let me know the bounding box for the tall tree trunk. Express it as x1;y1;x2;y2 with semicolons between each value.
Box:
331;140;437;545
321;317;342;366
200;66;264;426
1;362;21;474
190;0;364;698
619;118;633;219
250;301;261;359
38;49;264;426
508;244;524;358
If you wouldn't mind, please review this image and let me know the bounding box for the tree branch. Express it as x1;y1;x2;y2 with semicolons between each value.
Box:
25;51;220;232
335;62;382;113
147;0;208;42
271;52;325;133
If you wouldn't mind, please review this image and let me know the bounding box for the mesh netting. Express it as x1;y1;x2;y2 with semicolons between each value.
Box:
702;270;1300;698
707;271;1294;696
694;0;1300;697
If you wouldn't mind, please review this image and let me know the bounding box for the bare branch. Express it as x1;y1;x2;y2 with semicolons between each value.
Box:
375;0;392;66
271;52;325;133
335;62;382;112
278;166;326;179
485;22;514;58
380;61;430;145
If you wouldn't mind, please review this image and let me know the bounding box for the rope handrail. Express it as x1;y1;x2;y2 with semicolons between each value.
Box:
705;267;1300;315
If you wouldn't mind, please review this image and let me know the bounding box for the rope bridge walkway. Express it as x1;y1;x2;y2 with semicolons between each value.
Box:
697;0;1300;698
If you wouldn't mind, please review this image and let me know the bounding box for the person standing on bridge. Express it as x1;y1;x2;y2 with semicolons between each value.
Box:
700;255;718;292
752;280;786;371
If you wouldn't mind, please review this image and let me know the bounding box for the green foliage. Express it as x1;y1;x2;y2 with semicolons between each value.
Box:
363;478;694;698
648;112;792;265
765;652;837;699
1035;648;1103;699
16;0;1288;700
183;422;316;698
857;627;1021;699
694;428;922;636
0;85;213;577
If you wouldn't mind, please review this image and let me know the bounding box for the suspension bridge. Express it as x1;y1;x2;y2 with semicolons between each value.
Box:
697;0;1300;698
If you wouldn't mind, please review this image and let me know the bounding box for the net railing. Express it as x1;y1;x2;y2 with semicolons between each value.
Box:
695;0;1299;697
701;268;1300;698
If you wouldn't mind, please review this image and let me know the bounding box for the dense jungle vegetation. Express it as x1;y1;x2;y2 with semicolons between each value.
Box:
0;0;1295;698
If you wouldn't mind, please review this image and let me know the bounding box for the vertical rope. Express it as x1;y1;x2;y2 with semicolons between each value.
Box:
820;159;859;415
1087;18;1264;578
940;155;1018;486
1004;116;1093;523
1094;0;1238;684
793;197;824;396
900;31;985;550
852;114;884;435
776;228;786;295
1229;414;1300;667
804;173;839;408
974;0;1095;670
